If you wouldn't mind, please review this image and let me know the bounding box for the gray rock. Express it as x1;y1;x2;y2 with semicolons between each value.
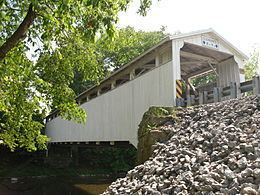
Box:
103;95;260;195
224;167;236;180
237;157;247;169
241;168;253;178
253;168;260;179
241;187;257;195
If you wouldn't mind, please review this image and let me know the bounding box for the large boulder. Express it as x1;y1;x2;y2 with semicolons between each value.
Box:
137;107;178;164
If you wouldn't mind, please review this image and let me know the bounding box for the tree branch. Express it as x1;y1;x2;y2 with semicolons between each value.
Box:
0;4;37;60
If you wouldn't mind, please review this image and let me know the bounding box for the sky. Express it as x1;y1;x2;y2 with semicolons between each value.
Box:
118;0;260;56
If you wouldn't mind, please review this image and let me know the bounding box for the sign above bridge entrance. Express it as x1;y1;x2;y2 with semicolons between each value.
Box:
202;36;219;50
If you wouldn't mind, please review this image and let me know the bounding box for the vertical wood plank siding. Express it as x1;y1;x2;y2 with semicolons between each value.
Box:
45;30;247;147
216;57;240;87
45;61;174;147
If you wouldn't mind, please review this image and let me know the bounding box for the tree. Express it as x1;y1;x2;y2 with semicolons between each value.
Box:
0;46;49;151
0;0;155;151
98;26;168;71
191;73;216;87
69;26;168;95
0;0;154;60
245;50;260;80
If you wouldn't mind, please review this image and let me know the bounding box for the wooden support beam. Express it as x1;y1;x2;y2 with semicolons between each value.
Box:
155;53;160;67
185;78;190;97
108;52;155;82
230;82;237;98
253;76;260;95
143;64;156;69
219;87;223;101
130;69;135;80
181;60;203;65
186;68;213;79
207;62;219;77
213;87;219;103
199;92;203;105
111;81;116;89
97;89;101;96
180;51;218;64
186;79;198;96
86;96;89;101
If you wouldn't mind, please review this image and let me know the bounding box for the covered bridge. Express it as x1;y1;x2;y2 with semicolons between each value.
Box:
45;29;248;147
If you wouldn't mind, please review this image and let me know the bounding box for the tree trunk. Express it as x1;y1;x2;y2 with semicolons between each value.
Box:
0;4;36;60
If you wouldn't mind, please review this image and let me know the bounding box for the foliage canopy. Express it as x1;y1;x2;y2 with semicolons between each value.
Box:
70;26;168;95
245;50;260;80
0;0;154;151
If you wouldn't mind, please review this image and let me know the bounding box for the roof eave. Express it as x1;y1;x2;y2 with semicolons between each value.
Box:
209;29;249;60
76;36;172;99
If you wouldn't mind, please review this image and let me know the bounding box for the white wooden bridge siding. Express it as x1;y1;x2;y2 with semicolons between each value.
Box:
46;30;247;147
217;58;241;88
45;61;174;147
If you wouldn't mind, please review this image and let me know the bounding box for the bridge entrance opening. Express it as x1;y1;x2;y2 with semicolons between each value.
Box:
177;42;237;105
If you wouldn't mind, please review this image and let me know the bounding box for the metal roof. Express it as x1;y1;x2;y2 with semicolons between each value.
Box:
76;28;247;99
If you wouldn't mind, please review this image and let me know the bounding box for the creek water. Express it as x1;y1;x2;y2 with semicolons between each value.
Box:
0;176;111;195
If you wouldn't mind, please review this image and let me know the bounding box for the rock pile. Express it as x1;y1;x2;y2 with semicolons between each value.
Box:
103;95;260;194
